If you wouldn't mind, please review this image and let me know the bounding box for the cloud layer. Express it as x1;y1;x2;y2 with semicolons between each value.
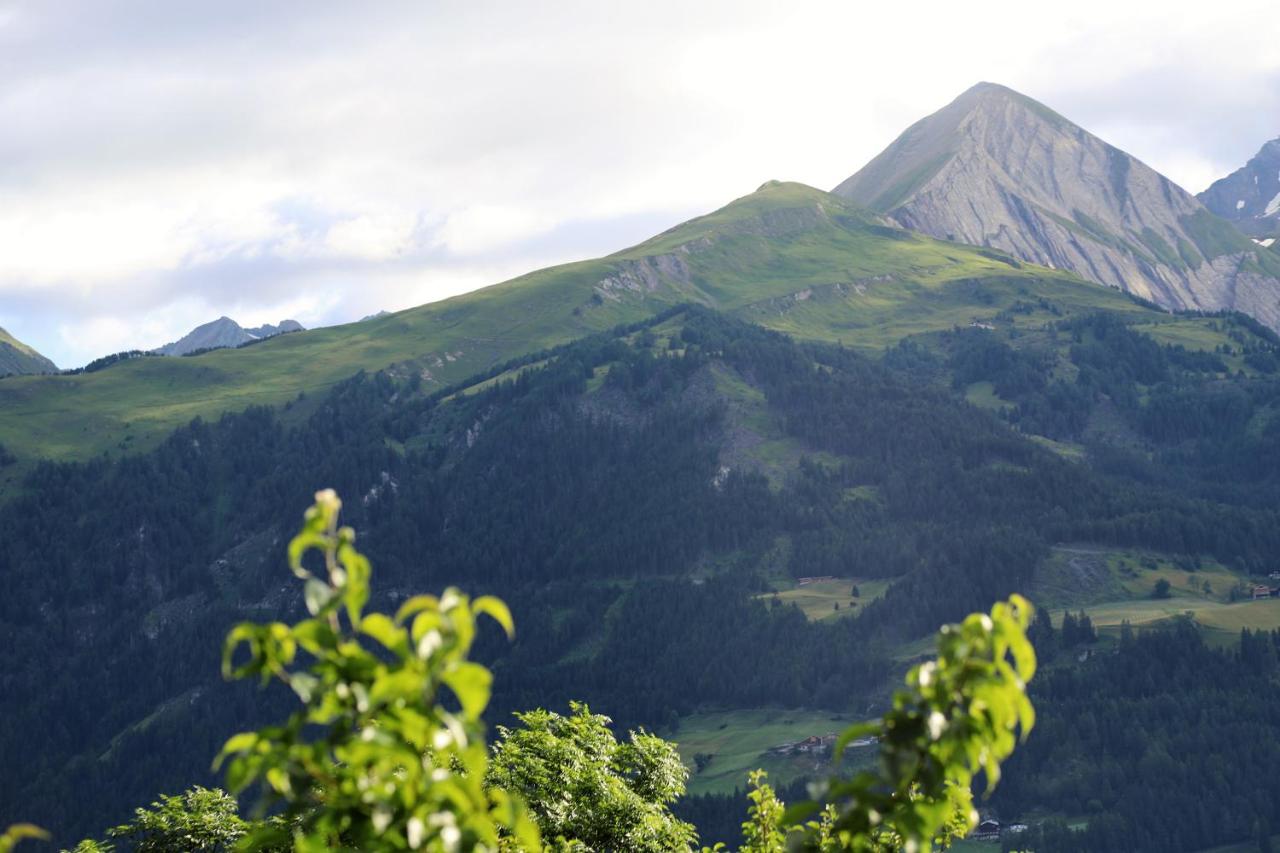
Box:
1;0;1277;367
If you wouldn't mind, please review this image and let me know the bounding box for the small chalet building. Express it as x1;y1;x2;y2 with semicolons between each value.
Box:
765;733;840;757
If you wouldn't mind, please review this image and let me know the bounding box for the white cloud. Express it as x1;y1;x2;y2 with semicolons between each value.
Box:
1;0;1278;367
435;205;554;256
323;212;422;261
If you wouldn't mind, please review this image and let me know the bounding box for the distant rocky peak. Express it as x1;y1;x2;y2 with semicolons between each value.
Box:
1199;136;1280;240
155;316;305;356
245;319;303;338
833;83;1280;331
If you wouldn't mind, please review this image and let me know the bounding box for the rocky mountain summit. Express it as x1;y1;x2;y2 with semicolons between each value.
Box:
0;326;57;376
1199;137;1280;243
834;82;1280;330
155;316;304;356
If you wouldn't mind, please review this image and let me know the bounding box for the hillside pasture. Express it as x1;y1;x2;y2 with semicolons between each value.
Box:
1030;546;1280;638
761;576;889;622
672;708;869;795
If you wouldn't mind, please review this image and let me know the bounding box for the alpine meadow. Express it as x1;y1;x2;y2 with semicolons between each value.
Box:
3;4;1280;852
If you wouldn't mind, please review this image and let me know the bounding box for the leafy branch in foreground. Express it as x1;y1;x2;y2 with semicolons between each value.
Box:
0;825;48;853
217;489;539;852
732;595;1036;852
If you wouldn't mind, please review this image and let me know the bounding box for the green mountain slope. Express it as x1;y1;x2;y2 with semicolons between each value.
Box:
0;181;1157;470
0;326;57;376
6;304;1280;844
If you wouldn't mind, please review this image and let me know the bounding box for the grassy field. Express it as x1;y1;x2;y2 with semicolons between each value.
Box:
963;380;1010;412
672;708;870;795
1029;546;1280;639
762;577;891;622
3;180;1237;486
1026;434;1086;460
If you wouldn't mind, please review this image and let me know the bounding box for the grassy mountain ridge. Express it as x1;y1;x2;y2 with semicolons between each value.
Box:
0;181;1115;476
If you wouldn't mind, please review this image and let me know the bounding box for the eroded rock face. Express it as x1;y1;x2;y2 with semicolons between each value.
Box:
596;251;694;298
591;201;838;302
834;82;1280;329
1199;137;1280;241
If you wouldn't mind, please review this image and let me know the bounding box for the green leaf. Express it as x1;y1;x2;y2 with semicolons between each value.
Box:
473;595;515;639
360;613;407;655
266;766;293;795
287;530;326;578
781;799;820;824
239;823;291;853
304;577;334;616
290;672;319;703
292;618;338;654
0;824;50;853
339;545;371;626
219;731;259;756
369;668;424;706
222;755;253;793
395;594;439;625
222;623;261;679
442;661;492;720
832;721;879;764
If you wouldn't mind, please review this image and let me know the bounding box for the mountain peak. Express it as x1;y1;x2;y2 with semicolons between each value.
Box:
959;80;1018;100
1199;136;1280;240
831;83;1070;215
832;84;1280;330
956;82;1073;126
155;316;305;356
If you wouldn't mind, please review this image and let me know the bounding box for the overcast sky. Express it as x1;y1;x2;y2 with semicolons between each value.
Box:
2;0;1278;368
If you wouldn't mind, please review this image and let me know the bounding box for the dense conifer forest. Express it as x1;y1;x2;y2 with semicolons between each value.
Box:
5;305;1280;848
998;621;1280;852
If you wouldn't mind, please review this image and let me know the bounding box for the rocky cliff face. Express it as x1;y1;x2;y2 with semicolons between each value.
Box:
156;317;304;356
0;326;57;376
834;83;1280;330
1199;137;1280;243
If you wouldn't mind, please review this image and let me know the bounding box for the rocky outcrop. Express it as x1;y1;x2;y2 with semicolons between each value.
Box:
156;316;304;356
0;326;57;376
834;82;1280;330
595;251;694;298
1199;137;1280;241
